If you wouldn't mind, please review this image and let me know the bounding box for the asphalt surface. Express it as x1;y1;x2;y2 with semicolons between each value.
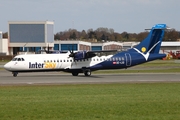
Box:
1;61;180;85
0;70;180;85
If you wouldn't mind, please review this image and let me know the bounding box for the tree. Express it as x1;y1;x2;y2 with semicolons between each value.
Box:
53;27;180;42
3;32;8;38
80;30;87;39
164;29;179;41
136;31;149;41
69;32;76;40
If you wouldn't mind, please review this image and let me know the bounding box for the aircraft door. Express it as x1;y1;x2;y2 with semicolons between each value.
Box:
125;53;131;66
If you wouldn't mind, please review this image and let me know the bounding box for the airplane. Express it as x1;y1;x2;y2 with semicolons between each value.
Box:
4;24;167;77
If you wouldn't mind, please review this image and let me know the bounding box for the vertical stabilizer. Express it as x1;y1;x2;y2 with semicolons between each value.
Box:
130;24;166;54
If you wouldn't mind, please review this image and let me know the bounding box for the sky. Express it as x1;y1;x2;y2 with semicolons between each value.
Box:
0;0;179;33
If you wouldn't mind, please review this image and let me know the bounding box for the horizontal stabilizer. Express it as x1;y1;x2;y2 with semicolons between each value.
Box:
145;24;167;30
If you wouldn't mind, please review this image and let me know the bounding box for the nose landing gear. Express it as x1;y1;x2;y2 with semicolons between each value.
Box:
12;72;18;77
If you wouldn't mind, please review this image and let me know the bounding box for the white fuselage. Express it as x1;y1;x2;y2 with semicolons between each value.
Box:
4;52;113;72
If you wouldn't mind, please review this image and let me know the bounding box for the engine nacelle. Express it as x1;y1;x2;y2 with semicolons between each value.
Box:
74;51;96;60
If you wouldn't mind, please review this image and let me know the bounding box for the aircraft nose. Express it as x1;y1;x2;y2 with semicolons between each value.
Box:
4;62;11;71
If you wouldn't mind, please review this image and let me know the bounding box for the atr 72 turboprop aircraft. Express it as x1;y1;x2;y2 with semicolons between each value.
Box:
4;24;167;77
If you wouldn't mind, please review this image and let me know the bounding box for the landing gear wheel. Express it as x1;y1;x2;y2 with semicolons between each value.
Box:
12;72;18;77
84;70;91;76
72;72;79;76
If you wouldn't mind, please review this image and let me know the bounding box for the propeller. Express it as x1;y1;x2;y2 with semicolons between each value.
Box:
68;45;77;66
47;44;50;53
68;45;76;62
44;44;50;54
68;45;76;57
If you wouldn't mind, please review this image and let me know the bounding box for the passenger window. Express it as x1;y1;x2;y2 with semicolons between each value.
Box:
67;60;69;62
18;58;21;61
60;60;62;62
57;60;59;62
54;60;56;62
64;60;66;62
70;60;72;62
21;58;25;61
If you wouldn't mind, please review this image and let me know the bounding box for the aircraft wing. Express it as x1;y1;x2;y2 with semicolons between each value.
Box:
69;50;118;60
86;50;118;53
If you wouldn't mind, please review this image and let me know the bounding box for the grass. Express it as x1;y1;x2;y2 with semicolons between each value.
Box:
0;83;180;120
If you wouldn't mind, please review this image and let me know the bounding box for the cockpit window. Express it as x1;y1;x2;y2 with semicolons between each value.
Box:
12;58;25;61
12;58;17;61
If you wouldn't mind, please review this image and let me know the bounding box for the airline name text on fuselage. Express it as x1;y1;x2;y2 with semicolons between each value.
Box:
29;62;56;69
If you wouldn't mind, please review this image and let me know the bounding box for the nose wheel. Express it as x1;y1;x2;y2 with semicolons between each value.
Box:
12;72;18;77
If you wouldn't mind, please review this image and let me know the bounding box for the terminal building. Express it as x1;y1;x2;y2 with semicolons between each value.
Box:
0;21;180;56
0;31;8;55
8;21;54;55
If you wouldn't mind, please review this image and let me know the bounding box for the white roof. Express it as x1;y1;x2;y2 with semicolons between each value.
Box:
8;21;54;25
161;42;180;46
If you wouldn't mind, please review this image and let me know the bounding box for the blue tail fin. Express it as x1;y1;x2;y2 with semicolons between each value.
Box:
130;24;166;54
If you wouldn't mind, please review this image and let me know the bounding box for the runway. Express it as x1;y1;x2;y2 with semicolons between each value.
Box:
0;70;180;85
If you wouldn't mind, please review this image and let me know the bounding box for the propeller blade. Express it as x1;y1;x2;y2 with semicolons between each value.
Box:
47;44;50;53
72;45;74;53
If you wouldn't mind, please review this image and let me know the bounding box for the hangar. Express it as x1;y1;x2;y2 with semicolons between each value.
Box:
53;40;123;51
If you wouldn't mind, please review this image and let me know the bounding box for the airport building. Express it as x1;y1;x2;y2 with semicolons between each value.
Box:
8;21;54;55
1;21;180;56
53;40;123;51
0;31;8;55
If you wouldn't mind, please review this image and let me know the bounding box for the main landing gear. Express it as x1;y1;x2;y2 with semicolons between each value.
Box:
84;70;91;76
72;72;79;76
71;69;91;76
12;72;18;77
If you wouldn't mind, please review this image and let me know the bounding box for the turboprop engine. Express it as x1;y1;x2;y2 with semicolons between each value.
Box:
69;51;96;60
